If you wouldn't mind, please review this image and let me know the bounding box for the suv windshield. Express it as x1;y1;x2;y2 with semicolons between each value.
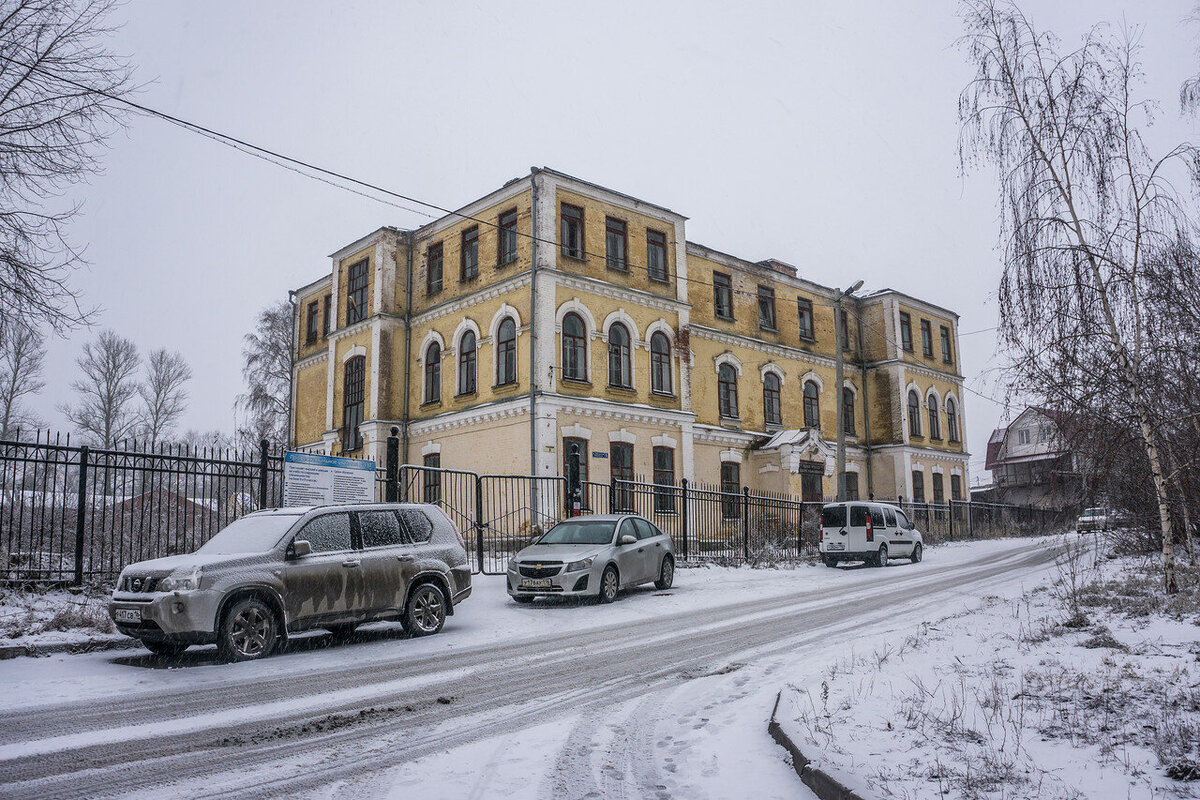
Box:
538;520;616;545
196;514;301;555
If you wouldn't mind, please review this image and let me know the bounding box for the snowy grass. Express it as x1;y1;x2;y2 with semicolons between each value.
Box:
0;585;116;647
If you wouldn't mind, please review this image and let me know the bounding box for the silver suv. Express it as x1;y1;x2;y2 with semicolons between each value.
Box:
108;503;471;661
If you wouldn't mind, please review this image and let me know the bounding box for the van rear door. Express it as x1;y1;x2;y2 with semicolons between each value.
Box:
848;504;873;553
820;504;847;553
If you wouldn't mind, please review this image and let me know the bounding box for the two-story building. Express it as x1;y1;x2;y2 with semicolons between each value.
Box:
289;168;970;502
985;407;1083;509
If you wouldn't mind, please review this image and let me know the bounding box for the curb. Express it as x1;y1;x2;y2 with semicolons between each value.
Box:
768;690;866;800
0;637;139;660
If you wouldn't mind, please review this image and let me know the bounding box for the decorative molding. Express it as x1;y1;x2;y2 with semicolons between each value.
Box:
714;351;743;377
760;362;785;385
552;270;687;315
932;464;945;475
692;424;758;446
609;428;637;444
407;399;530;436
554;297;598;334
759;463;781;474
342;344;367;363
418;330;446;363
651;433;677;449
720;449;743;465
543;393;695;425
421;441;441;457
451;317;481;352
488;302;524;341
601;308;641;343
295;351;329;369
412;272;533;327
800;370;824;392
690;325;838;370
562;423;592;440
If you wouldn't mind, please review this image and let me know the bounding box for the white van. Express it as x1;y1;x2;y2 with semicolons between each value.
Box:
819;501;924;567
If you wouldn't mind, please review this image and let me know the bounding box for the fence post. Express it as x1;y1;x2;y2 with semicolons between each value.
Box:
258;438;270;510
73;445;89;586
566;444;581;517
609;478;617;513
798;501;804;554
475;476;486;573
948;500;954;540
742;486;750;562
385;428;400;502
680;478;689;561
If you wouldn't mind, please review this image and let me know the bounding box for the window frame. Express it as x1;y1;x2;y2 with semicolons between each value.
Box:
605;216;628;271
647;229;668;282
422;454;441;503
718;363;739;419
650;331;672;395
607;323;633;389
345;259;368;325
720;461;741;519
763;372;782;427
713;272;734;321
940;325;953;363
426;242;443;296
342;355;365;452
496;317;517;386
946;398;959;442
423;341;441;404
610;442;634;512
911;470;925;502
803;380;820;429
460;226;479;282
907;389;922;436
458;330;477;396
305;300;319;345
921;319;934;358
844;472;860;501
842;386;856;436
899;311;913;352
498;208;518;266
652;446;675;513
927;395;941;440
560;203;584;260
797;297;815;341
561;312;588;382
757;285;777;331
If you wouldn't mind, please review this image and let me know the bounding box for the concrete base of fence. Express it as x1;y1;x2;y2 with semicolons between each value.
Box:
0;637;139;660
768;691;867;800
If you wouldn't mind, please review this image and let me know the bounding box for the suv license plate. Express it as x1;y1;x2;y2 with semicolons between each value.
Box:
827;542;845;551
114;608;141;624
520;578;552;589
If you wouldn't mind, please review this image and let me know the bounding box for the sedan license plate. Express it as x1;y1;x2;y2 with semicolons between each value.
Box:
520;578;553;589
114;608;141;624
826;542;845;551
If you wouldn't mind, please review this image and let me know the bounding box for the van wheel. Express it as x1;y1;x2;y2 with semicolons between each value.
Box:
405;583;446;637
218;597;278;661
874;544;889;567
911;543;923;563
598;566;619;604
822;555;838;568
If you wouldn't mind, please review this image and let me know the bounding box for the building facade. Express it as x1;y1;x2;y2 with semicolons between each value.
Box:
985;407;1082;510
289;168;970;502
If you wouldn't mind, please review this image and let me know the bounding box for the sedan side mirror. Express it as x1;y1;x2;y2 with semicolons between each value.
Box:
619;534;637;546
291;539;312;558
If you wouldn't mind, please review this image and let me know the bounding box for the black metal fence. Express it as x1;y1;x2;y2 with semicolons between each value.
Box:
0;431;1072;585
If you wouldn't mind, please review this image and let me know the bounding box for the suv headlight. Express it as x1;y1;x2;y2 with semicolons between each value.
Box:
159;566;202;592
566;557;594;572
507;557;518;572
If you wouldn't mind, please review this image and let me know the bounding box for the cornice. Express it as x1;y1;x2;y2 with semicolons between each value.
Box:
295;350;329;369
551;270;689;314
412;272;534;326
689;325;838;369
407;399;530;436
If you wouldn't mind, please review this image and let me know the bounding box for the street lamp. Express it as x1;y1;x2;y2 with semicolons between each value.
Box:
834;280;863;502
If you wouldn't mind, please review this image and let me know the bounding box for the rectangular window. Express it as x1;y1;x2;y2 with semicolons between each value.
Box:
605;217;627;271
422;454;441;503
426;243;443;295
647;229;668;282
757;285;777;330
342;357;365;452
842;389;856;436
797;298;815;341
653;446;675;513
498;208;518;266
322;294;331;337
564;437;590;510
611;442;634;512
346;259;368;325
714;272;734;320
305;301;319;345
951;474;963;501
843;472;859;501
461;226;479;281
1018;428;1030;445
912;470;925;503
921;319;933;357
933;473;945;505
940;325;952;363
561;203;584;259
899;312;913;352
801;472;822;502
720;461;740;519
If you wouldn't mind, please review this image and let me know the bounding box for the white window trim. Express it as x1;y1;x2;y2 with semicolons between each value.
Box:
715;351;743;378
342;344;367;363
760;362;785;386
720;449;743;464
799;370;824;393
421;441;442;457
562;423;592;440
608;428;636;444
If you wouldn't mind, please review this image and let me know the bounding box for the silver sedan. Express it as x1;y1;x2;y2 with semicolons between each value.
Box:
507;515;675;604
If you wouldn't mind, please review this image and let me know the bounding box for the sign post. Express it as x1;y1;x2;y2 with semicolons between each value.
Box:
283;452;376;507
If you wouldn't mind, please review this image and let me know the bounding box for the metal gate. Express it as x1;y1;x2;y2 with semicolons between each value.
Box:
396;465;566;574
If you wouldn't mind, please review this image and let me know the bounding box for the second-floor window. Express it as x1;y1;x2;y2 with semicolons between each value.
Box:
921;319;933;357
458;331;476;395
424;342;441;404
842;387;855;435
305;301;319;344
797;298;815;341
758;285;776;330
714;272;733;320
605;217;627;271
763;372;781;426
803;380;820;428
946;398;959;442
342;356;365;452
496;317;517;386
908;389;922;436
718;364;738;419
562;312;587;381
427;243;443;295
650;332;671;394
899;312;913;352
561;203;584;259
461;226;479;281
607;323;632;388
322;294;331;337
927;395;941;439
647;230;667;282
498;208;518;266
346;259;368;325
940;325;953;363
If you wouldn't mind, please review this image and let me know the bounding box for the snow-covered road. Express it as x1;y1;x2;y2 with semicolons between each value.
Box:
0;537;1065;799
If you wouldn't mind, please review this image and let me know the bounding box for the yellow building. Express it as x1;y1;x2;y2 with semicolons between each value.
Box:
289;168;970;504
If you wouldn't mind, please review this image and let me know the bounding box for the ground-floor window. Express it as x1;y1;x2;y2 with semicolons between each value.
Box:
912;470;925;503
423;453;441;503
611;442;634;511
563;437;589;510
652;446;675;513
801;472;822;502
720;461;740;519
842;472;859;501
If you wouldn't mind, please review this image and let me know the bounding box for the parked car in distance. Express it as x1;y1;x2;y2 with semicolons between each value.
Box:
819;501;924;567
108;503;471;661
1076;507;1110;533
507;514;674;604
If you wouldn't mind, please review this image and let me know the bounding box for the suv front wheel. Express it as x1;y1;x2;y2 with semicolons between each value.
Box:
218;597;278;662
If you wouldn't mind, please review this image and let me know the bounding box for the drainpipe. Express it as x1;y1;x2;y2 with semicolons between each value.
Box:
529;169;540;477
401;232;414;465
286;290;298;449
856;297;873;497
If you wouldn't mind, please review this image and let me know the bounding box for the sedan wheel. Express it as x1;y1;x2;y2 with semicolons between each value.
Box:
911;543;923;563
406;584;446;637
654;556;674;590
598;566;619;604
219;598;278;662
875;544;889;567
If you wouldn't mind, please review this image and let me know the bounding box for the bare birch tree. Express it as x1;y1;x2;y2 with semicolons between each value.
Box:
0;316;46;438
137;348;191;449
0;0;135;332
958;0;1199;592
237;301;293;450
60;329;139;447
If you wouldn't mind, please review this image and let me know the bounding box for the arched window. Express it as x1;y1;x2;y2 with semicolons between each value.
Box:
562;313;587;381
927;395;941;439
608;323;632;388
803;380;820;428
458;331;476;395
842;387;855;435
496;317;517;386
908;390;922;436
763;372;781;426
718;364;738;419
424;342;441;404
946;398;959;442
650;332;671;394
342;356;365;452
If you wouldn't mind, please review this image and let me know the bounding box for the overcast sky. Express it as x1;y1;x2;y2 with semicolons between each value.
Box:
32;0;1198;483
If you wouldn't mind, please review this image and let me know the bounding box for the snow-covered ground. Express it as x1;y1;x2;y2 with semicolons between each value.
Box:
0;584;122;650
